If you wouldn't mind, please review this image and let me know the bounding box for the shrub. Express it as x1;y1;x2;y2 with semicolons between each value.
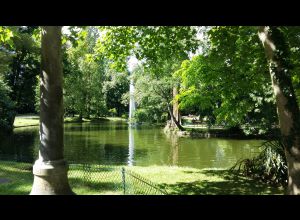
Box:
134;109;148;122
109;108;117;117
0;78;16;132
230;139;287;186
121;113;128;119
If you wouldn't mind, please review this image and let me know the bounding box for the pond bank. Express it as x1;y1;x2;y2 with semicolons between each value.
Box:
13;115;126;128
164;123;279;139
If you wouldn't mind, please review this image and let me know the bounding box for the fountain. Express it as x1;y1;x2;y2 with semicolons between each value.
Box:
127;56;139;166
127;56;138;125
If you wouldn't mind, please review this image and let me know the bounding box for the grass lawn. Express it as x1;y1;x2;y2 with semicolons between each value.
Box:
13;115;40;128
13;115;126;128
0;161;284;195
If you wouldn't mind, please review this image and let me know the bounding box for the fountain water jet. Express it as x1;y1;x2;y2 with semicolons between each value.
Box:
127;56;139;125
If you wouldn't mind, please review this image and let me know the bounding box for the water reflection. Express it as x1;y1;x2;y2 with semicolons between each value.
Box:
213;145;225;168
0;127;39;162
128;127;134;166
165;133;179;166
0;121;263;169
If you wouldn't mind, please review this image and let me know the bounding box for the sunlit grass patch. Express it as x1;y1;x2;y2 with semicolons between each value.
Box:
0;161;284;195
14;117;39;128
0;161;33;195
14;115;126;128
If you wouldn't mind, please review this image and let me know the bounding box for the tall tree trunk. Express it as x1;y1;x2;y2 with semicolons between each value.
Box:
258;26;300;195
167;104;185;131
172;87;181;125
30;26;73;195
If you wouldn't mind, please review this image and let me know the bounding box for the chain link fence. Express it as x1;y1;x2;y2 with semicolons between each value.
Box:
68;163;167;195
0;155;167;195
121;167;167;195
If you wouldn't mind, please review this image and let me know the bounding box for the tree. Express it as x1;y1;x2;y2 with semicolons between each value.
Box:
258;26;300;195
196;26;300;194
4;26;40;113
30;26;73;195
176;27;278;135
0;77;15;132
133;60;183;129
102;69;129;117
0;26;16;132
64;27;107;119
133;67;171;124
96;26;200;129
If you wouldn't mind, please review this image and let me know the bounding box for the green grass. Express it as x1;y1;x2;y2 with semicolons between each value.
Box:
63;116;91;123
13;115;126;128
106;117;126;122
13;115;40;128
0;161;284;195
126;166;284;195
0;161;34;195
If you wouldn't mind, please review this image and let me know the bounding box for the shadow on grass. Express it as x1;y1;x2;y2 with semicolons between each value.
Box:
69;177;122;194
159;170;284;195
0;164;33;195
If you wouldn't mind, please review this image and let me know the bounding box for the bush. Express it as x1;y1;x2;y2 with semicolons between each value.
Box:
230;139;287;186
134;109;148;122
121;114;128;119
134;108;167;124
0;78;16;132
109;108;117;117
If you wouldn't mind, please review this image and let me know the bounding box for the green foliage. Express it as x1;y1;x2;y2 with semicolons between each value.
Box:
0;27;15;80
0;77;16;132
63;27;108;118
0;26;15;47
231;140;288;186
108;108;117;117
176;26;278;135
121;113;128;119
283;26;300;105
0;51;12;77
102;70;129;117
133;63;176;123
133;109;148;122
96;26;199;72
134;108;168;124
2;26;40;114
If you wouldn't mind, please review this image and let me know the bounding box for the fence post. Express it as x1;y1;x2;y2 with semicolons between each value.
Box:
122;167;126;195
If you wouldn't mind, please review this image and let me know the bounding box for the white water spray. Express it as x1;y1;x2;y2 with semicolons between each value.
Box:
127;56;139;166
127;56;138;122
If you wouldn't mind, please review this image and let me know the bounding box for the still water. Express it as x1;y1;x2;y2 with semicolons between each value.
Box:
0;121;263;169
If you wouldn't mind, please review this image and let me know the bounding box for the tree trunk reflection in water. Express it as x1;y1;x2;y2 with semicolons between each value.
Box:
167;134;179;166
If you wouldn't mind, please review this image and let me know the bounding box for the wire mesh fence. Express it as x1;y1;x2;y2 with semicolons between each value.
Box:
0;154;34;171
122;167;167;195
68;163;124;195
68;163;167;195
0;155;167;195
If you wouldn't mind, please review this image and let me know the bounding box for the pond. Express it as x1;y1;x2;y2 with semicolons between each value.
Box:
0;121;264;169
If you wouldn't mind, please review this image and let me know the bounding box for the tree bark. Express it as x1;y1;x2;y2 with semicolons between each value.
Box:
258;26;300;195
172;87;181;125
30;26;73;195
167;104;185;131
